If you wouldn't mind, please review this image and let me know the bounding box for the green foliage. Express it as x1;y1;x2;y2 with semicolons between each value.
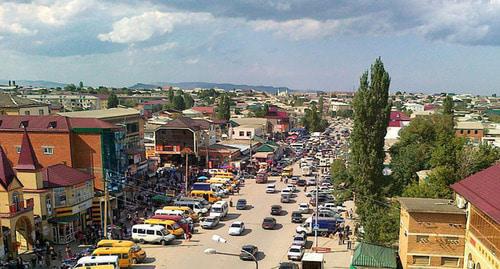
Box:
172;95;186;110
291;96;306;107
107;92;119;108
318;96;324;115
301;103;328;132
184;93;194;109
402;166;455;199
443;95;454;115
330;159;351;186
356;201;399;246
79;81;84;90
332;109;353;118
64;83;77;92
216;93;231;120
167;89;174;103
252;103;269;117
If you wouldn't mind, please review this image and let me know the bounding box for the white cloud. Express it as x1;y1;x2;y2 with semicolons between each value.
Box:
143;42;178;52
185;58;200;64
98;11;213;43
0;0;96;35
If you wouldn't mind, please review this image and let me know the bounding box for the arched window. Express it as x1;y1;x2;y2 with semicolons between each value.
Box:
476;263;480;269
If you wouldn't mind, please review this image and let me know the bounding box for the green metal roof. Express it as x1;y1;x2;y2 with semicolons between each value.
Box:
351;242;397;269
256;144;276;153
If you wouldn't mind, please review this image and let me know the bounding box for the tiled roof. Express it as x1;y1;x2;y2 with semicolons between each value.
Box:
0;146;18;189
390;111;411;121
192;106;215;114
68;118;117;129
41;164;94;188
15;129;41;170
161;117;211;130
59;108;140;119
388;121;403;127
0;115;116;132
451;164;500;223
0;93;47;108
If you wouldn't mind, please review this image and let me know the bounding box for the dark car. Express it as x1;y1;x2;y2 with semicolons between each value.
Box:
240;245;259;261
271;205;283;215
279;262;299;269
262;217;277;229
236;199;247;210
291;211;303;223
297;179;307;187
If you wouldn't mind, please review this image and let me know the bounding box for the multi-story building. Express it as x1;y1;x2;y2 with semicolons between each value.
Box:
60;108;145;177
20;94;104;111
0;145;34;257
398;197;466;269
13;130;94;244
451;164;500;269
230;124;263;140
455;122;484;144
0;93;49;116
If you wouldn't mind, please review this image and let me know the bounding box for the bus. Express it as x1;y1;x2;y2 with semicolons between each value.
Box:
256;171;268;184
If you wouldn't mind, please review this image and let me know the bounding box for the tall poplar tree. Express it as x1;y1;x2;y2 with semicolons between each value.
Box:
443;95;454;115
350;58;393;244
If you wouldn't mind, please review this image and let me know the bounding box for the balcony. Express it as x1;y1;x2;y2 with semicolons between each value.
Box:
0;198;34;218
156;145;182;154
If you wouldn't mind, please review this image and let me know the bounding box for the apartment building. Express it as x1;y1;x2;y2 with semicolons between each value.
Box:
398;197;466;269
20;94;104;111
0;93;49;116
454;122;484;144
451;164;500;269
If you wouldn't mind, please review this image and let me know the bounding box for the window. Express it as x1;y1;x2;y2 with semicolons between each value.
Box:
15;146;21;154
239;131;244;136
39;109;44;115
474;130;478;134
416;235;429;243
442;257;459;267
246;131;252;137
460;130;464;134
132;228;137;233
467;130;471;134
42;146;54;155
24;110;30;115
413;256;430;265
146;230;154;235
156;231;163;236
53;188;67;207
137;229;145;234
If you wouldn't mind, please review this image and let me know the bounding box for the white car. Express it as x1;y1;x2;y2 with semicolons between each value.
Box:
306;178;316;186
292;233;307;247
298;203;310;214
287;245;305;261
228;221;245;236
286;184;296;192
281;188;292;196
266;184;276;193
319;203;337;211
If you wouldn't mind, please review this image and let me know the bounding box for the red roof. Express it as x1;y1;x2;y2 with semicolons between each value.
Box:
390;111;411;121
162;117;211;130
0;115;116;132
192;106;215;114
41;164;94;188
0;146;19;189
388;121;404;127
451;164;500;223
15;129;41;170
424;104;437;111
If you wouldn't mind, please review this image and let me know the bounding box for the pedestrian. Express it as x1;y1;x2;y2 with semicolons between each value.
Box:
229;198;233;207
65;245;72;259
338;232;344;245
16;257;23;269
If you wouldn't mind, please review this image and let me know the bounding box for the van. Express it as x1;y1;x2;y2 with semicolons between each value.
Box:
144;219;185;237
210;200;229;219
176;196;211;210
190;190;221;203
74;256;119;269
131;224;176;245
162;206;199;222
151;214;192;233
154;209;193;223
96;240;146;263
173;200;209;215
92;247;133;268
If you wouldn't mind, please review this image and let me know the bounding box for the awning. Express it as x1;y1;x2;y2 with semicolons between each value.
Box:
253;152;272;159
48;214;80;224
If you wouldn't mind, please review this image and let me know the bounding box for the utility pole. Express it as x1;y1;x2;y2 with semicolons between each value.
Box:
314;172;318;251
103;170;109;239
185;153;189;194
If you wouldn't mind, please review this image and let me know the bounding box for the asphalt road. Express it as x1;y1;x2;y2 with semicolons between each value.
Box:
137;162;353;269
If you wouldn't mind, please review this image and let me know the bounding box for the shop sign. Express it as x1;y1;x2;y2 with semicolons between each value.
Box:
71;199;93;214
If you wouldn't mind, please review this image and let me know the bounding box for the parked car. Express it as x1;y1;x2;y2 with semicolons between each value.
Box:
271;205;283;216
297;179;306;186
287;245;305;261
292;233;307;247
236;199;248;210
291;211;303;223
228;221;245;236
306;178;316;186
281;188;292;196
286;184;297;192
266;184;276;193
290;176;299;184
298;203;310;214
261;217;277;230
200;216;220;229
281;194;292;203
240;245;258;261
279;262;299;269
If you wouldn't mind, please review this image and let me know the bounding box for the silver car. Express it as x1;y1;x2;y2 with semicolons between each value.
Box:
201;216;220;229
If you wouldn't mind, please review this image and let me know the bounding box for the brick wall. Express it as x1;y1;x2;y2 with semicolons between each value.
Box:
71;133;105;191
0;131;72;167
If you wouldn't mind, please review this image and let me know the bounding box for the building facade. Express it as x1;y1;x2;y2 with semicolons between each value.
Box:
451;164;500;269
0;93;49;116
454;122;484;144
398;197;466;269
20;94;104;111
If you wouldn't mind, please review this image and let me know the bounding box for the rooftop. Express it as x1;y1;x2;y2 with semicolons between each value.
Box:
41;164;94;188
451;164;500;223
398;197;465;215
59;107;140;119
0;115;117;132
455;121;484;130
0;93;48;108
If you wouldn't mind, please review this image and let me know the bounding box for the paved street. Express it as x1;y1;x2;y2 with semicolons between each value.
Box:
139;162;354;269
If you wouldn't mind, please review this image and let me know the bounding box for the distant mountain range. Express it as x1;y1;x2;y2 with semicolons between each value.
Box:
130;81;292;93
0;79;67;88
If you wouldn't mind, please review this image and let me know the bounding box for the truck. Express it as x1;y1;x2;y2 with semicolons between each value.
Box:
302;253;324;269
256;170;268;184
296;216;344;236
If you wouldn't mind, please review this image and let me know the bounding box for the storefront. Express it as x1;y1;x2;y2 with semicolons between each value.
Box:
50;199;92;244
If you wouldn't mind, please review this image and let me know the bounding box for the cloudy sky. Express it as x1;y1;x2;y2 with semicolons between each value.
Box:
1;0;500;94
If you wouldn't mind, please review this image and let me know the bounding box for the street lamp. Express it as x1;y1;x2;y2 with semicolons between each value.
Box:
210;234;258;269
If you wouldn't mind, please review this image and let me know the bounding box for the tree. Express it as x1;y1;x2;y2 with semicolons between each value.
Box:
443;95;454;115
79;81;84;90
184;93;194;109
216;94;231;120
350;58;392;245
301;103;328;132
172;95;186;110
318;96;324;116
107;92;119;108
168;89;174;103
64;84;77;92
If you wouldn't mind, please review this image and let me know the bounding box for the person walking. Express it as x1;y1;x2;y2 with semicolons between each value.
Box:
338;232;344;245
